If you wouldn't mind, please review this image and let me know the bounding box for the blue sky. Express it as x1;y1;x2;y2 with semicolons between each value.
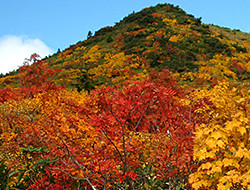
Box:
0;0;249;74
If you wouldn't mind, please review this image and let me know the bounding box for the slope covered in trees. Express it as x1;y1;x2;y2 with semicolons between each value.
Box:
0;3;249;190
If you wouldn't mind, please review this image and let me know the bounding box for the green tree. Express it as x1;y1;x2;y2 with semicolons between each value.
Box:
87;31;93;39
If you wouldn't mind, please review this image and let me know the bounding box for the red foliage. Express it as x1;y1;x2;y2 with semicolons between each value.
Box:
166;6;171;10
115;35;125;48
0;55;197;188
152;13;162;18
0;88;21;103
148;69;185;98
84;79;197;187
18;53;63;96
129;28;146;36
232;59;245;72
26;169;73;190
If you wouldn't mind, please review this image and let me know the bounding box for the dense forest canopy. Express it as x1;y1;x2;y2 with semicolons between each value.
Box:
0;3;249;190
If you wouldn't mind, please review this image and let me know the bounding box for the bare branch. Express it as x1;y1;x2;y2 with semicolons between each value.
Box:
59;137;98;190
101;129;124;164
50;167;85;180
126;112;143;148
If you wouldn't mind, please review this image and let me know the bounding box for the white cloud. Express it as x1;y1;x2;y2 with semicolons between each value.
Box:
0;35;54;74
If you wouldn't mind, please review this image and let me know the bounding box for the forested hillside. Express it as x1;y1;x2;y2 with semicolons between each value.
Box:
0;3;249;190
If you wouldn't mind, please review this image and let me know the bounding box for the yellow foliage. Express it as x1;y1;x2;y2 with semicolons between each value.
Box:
194;51;250;84
189;81;249;189
169;35;183;42
0;88;97;187
163;18;177;26
84;45;102;64
89;52;149;87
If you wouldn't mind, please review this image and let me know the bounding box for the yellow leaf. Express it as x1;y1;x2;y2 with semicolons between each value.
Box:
226;119;241;131
200;162;212;170
195;130;204;139
222;158;234;167
235;147;250;159
215;160;223;168
238;126;246;135
191;180;209;190
217;140;225;148
211;131;222;140
211;165;222;173
194;148;207;160
217;182;232;190
236;98;245;103
206;138;217;148
206;149;217;159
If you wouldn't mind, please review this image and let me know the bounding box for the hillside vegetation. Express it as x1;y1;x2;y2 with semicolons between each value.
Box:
0;3;249;190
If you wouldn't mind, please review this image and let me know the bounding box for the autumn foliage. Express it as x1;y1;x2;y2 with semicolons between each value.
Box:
0;3;250;190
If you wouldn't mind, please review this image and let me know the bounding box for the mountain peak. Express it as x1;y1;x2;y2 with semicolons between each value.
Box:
1;3;249;91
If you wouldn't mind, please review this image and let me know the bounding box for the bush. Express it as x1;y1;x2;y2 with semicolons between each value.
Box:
106;35;113;43
0;160;10;190
95;26;113;36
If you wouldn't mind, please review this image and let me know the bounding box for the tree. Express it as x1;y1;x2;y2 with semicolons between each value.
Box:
18;53;61;96
189;81;249;190
81;79;196;189
87;31;93;39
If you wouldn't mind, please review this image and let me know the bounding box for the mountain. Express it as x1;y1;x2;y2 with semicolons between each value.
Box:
0;3;249;91
0;3;249;190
